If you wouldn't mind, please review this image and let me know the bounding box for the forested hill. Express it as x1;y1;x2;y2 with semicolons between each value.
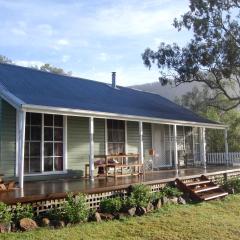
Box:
129;81;203;101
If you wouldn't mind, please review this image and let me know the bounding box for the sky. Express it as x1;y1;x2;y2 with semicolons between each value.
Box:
0;0;191;86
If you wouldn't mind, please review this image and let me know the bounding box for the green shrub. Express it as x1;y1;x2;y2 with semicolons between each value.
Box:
100;197;122;213
0;202;12;224
223;178;240;193
123;196;136;208
13;203;34;224
61;193;89;223
129;184;151;208
162;186;182;198
150;191;165;202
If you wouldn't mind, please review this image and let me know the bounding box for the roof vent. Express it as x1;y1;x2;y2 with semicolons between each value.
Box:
112;72;116;88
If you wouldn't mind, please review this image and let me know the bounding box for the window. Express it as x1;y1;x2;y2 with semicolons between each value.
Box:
24;113;42;173
107;120;125;154
24;113;64;174
44;114;63;172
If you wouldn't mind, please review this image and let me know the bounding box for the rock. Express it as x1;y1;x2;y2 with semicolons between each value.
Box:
153;199;162;209
99;213;114;221
0;223;11;233
114;212;129;220
51;220;65;228
169;197;178;204
146;202;154;212
92;212;102;222
41;217;50;227
178;197;186;205
161;196;170;205
19;218;38;231
127;207;136;216
136;206;147;216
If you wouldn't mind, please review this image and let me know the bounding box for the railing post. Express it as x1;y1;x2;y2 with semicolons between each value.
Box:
224;128;229;166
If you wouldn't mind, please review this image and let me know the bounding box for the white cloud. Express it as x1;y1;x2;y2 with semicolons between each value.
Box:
37;24;54;36
11;28;26;36
98;52;108;62
14;60;44;68
56;39;69;46
61;55;70;63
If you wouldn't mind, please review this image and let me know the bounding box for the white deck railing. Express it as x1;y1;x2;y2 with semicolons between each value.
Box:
207;152;240;165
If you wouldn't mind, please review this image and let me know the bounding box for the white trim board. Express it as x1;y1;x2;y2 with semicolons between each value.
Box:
22;104;226;129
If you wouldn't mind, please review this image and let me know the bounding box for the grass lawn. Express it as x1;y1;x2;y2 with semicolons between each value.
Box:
1;194;240;240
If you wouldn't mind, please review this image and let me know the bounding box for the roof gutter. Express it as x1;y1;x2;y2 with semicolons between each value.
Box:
0;83;25;109
22;104;227;129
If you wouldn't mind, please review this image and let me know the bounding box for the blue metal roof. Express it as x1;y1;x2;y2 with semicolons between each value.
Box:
0;63;218;124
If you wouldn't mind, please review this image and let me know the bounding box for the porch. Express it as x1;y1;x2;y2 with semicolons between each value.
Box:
1;166;239;206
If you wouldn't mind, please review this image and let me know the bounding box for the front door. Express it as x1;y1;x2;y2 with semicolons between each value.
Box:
152;124;172;168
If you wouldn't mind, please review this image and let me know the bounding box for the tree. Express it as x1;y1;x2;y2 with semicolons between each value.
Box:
142;0;240;111
0;54;71;76
0;55;12;64
38;63;72;76
176;87;240;152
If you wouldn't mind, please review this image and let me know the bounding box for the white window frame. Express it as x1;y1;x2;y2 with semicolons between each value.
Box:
23;113;67;176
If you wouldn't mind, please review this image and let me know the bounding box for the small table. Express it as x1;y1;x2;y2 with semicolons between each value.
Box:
85;154;143;178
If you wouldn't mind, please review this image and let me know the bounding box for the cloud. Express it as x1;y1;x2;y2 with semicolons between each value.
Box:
56;39;69;46
61;55;70;63
14;60;44;68
97;52;108;62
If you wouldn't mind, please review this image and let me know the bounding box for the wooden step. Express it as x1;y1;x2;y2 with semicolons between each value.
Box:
201;191;228;201
185;180;210;187
193;185;219;193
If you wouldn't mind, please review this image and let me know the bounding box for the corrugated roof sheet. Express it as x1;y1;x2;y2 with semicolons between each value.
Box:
0;63;218;124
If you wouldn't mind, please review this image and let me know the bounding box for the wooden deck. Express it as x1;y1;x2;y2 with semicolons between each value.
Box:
1;166;240;205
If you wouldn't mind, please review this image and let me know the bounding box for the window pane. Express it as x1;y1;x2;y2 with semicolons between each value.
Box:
24;142;29;157
55;143;63;156
54;128;63;141
44;143;53;156
54;115;63;127
26;113;30;125
54;157;63;171
44;127;53;141
25;126;30;141
44;114;53;126
31;126;41;140
24;157;29;173
44;157;53;171
30;142;41;156
31;113;41;125
30;157;41;173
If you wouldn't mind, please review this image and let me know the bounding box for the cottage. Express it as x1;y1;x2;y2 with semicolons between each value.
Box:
0;63;232;205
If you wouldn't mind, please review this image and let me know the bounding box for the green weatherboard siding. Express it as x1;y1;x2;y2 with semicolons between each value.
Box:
0;99;16;177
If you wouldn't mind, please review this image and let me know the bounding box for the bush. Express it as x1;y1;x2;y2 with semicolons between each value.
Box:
0;202;12;224
223;178;240;193
150;191;165;202
128;184;151;208
61;193;89;224
100;197;122;213
13;203;34;224
123;196;136;209
162;186;182;198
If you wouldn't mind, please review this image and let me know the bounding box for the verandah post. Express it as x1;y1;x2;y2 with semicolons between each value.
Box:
224;128;229;166
18;109;26;189
173;124;178;175
139;121;144;165
201;127;207;169
89;117;94;181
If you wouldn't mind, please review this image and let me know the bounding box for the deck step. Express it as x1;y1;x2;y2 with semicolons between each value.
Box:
193;185;219;193
201;192;228;201
185;180;210;187
175;175;228;202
